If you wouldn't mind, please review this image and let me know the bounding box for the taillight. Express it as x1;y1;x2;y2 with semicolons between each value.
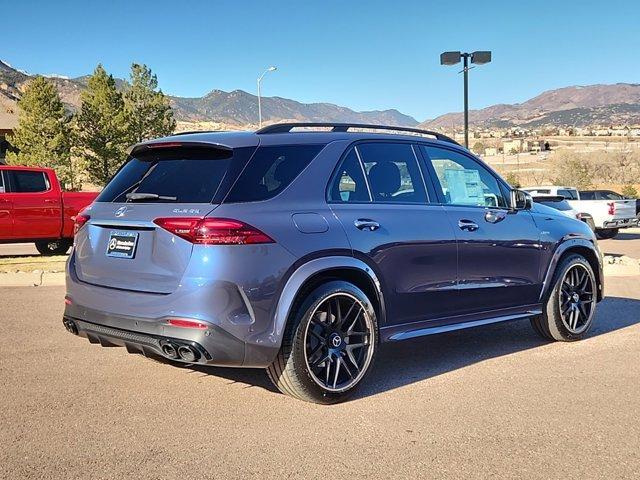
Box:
167;318;208;329
607;202;615;215
73;213;90;235
153;217;274;245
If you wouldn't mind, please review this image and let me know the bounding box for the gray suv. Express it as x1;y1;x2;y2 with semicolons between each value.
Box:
64;123;603;403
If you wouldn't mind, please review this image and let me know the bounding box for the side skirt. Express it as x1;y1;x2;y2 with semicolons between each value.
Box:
383;308;542;342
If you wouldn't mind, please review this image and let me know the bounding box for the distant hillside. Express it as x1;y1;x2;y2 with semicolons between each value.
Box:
0;60;418;129
419;84;640;129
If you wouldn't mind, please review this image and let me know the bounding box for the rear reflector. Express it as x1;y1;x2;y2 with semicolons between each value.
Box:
167;319;208;329
153;217;274;245
64;296;72;306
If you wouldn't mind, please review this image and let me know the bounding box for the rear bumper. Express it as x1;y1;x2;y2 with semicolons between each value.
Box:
62;308;248;366
602;218;639;229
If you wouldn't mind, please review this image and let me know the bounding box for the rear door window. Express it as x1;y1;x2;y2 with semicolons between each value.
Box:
225;145;323;203
9;170;50;193
328;148;370;203
557;189;578;200
358;143;428;204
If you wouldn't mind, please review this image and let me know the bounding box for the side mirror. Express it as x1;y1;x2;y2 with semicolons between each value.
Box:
510;189;532;210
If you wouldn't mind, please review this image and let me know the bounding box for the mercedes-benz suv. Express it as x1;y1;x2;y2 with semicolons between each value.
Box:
64;123;604;404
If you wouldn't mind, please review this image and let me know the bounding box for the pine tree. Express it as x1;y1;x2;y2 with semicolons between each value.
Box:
6;76;75;188
74;65;130;186
124;63;175;143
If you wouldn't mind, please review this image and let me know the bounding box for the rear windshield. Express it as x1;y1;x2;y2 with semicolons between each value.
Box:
97;147;251;203
536;199;573;211
224;144;323;203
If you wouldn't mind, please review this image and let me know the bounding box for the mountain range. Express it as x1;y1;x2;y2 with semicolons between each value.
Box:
2;60;640;131
419;83;640;130
0;60;417;128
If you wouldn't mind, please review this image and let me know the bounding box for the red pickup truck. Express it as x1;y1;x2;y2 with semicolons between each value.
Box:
0;165;98;255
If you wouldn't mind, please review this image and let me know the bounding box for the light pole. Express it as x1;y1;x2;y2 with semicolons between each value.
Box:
257;66;277;128
440;51;491;148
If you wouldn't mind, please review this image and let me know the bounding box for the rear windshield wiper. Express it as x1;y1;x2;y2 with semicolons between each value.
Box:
125;192;177;202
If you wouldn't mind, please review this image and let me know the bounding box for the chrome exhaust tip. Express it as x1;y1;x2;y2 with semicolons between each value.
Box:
177;345;198;362
161;343;178;359
62;318;78;335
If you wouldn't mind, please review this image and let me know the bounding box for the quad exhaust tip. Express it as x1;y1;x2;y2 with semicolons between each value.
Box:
161;343;199;363
63;318;78;335
161;343;178;359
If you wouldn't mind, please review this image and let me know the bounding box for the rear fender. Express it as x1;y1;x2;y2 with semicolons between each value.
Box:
272;256;383;348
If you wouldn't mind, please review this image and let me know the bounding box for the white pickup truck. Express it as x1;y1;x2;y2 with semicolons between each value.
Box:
523;185;638;239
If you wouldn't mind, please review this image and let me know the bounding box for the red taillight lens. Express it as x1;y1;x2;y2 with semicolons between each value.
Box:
153;217;274;245
167;318;208;329
607;202;615;215
73;213;90;235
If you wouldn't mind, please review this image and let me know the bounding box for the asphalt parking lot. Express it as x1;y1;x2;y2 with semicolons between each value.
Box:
2;275;640;478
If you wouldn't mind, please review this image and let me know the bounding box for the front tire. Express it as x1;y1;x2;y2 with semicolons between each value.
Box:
35;239;72;256
531;254;597;341
267;281;378;404
596;228;618;239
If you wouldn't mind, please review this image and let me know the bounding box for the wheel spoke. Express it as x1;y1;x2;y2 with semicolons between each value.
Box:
339;355;354;380
332;356;341;389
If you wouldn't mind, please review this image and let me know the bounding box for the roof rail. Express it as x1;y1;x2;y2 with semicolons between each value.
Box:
255;122;460;145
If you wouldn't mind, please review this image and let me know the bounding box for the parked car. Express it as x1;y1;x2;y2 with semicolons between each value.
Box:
0;166;98;255
580;189;640;218
523;185;637;239
63;123;604;404
530;195;596;231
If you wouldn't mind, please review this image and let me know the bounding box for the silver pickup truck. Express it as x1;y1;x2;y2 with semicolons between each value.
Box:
523;186;638;239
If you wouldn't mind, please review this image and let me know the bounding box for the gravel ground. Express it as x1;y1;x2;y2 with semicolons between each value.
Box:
1;277;639;479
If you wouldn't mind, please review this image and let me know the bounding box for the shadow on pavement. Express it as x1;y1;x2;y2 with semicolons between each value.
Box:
174;295;640;400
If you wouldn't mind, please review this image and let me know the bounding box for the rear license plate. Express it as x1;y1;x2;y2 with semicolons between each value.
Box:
106;231;139;259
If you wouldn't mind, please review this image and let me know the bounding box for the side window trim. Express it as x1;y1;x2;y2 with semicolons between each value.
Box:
353;146;373;202
420;144;510;210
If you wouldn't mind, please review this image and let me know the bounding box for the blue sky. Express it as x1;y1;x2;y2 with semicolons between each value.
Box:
2;0;639;121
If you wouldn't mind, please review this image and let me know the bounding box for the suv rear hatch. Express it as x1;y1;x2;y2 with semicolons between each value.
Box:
73;142;257;294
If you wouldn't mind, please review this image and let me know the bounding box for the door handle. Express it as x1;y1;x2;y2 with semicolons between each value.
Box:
354;219;380;231
485;210;507;224
458;219;479;232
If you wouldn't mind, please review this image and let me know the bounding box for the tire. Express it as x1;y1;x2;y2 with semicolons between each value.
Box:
267;280;378;404
531;254;597;342
35;239;72;256
595;228;618;240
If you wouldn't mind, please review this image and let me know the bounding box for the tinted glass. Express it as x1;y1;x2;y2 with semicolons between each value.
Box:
601;191;623;200
422;146;507;208
537;199;573;211
557;189;578;200
225;145;323;203
10;170;49;193
329;148;370;202
358;143;427;203
579;191;596;200
98;147;233;203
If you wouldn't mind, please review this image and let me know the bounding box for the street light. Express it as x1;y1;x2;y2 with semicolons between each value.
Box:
440;51;492;148
257;66;277;128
